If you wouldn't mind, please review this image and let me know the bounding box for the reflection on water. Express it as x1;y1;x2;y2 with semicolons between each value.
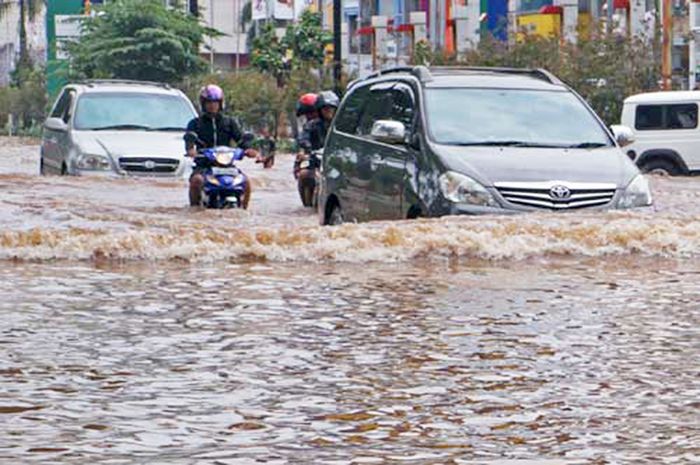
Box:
1;259;698;464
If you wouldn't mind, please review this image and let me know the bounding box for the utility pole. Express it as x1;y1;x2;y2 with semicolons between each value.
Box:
661;0;672;90
235;0;240;74
333;0;342;93
209;0;215;73
690;0;699;89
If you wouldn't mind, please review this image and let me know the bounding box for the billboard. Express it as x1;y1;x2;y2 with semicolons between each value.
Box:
252;0;269;20
274;0;295;19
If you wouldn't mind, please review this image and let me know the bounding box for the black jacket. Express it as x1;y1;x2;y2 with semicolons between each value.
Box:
298;118;330;152
184;113;250;150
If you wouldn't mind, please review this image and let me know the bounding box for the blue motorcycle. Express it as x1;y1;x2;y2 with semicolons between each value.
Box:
193;146;248;209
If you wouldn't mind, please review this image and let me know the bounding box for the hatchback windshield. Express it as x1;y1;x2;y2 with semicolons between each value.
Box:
425;88;612;148
73;93;195;131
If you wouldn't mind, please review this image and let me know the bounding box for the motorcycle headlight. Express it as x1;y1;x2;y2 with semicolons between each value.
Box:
618;174;653;209
439;171;498;207
233;175;245;186
76;153;111;171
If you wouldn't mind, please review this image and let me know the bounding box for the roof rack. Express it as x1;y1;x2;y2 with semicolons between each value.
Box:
354;65;562;86
81;79;172;89
427;66;562;85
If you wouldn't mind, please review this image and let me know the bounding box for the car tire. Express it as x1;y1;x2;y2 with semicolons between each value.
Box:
639;158;681;176
39;156;46;175
327;201;344;226
61;162;68;176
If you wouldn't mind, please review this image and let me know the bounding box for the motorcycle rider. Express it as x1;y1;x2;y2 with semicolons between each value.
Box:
184;84;260;209
294;93;319;178
297;90;339;153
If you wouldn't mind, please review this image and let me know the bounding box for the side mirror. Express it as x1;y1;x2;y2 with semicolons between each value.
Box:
370;120;406;145
610;125;635;148
44;117;68;132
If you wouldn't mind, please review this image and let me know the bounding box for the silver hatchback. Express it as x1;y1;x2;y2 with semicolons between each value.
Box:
41;80;197;177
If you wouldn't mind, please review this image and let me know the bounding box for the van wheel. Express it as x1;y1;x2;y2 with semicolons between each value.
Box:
327;202;344;225
407;205;423;219
639;158;681;176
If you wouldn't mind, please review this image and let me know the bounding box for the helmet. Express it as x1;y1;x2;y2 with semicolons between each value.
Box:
317;91;339;110
199;84;225;111
296;93;319;117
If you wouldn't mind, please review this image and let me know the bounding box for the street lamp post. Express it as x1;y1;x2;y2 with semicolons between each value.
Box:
334;0;342;93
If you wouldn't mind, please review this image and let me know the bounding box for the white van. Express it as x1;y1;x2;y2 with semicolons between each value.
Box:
621;91;700;175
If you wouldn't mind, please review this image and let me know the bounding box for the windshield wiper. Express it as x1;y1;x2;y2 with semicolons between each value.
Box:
565;142;609;149
148;126;187;132
90;124;151;131
446;141;559;148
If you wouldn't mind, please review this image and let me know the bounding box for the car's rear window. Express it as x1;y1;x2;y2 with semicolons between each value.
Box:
73;92;195;130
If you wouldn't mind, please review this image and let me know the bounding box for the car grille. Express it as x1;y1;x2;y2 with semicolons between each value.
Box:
118;157;179;173
494;182;617;210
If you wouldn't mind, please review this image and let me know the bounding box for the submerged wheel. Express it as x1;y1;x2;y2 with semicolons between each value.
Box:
639;158;681;176
327;201;344;226
39;156;46;175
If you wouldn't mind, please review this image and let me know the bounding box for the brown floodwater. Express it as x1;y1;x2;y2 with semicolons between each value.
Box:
0;138;698;464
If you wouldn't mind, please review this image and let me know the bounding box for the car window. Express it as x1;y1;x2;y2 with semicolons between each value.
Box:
357;86;396;136
425;88;611;147
73;92;195;130
636;104;698;130
335;85;369;134
50;89;74;121
62;90;76;123
387;84;415;131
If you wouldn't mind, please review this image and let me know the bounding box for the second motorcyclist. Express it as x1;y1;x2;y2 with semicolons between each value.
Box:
184;84;260;209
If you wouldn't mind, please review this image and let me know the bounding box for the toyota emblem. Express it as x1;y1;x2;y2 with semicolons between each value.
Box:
144;160;156;170
549;185;571;199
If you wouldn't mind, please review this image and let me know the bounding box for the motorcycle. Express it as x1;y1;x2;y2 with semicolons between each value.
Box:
193;146;249;209
296;149;323;208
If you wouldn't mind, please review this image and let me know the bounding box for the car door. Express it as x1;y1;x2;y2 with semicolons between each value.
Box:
43;88;76;172
355;82;415;221
325;84;371;222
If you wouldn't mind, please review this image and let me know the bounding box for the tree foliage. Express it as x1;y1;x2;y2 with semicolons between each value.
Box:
67;0;219;84
250;10;332;85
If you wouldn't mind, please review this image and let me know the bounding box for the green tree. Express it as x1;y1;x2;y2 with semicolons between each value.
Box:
250;11;332;85
67;0;219;84
283;10;332;70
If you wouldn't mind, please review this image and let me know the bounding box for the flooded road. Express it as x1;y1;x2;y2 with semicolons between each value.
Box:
1;138;699;464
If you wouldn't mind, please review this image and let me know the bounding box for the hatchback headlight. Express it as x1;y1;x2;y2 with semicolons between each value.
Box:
618;174;653;209
76;153;111;171
439;171;498;207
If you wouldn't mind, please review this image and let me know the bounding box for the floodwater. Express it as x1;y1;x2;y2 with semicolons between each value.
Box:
0;138;699;464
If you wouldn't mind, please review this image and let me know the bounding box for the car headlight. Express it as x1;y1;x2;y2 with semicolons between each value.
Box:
76;153;111;171
439;171;498;207
618;174;653;209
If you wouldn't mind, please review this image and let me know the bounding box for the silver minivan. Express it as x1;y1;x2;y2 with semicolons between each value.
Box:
319;66;652;224
41;80;197;177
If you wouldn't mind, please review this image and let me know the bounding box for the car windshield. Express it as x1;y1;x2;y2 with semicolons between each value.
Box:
425;88;612;148
73;92;195;131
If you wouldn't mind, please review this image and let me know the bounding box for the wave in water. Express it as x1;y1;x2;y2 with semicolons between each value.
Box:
0;212;698;263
